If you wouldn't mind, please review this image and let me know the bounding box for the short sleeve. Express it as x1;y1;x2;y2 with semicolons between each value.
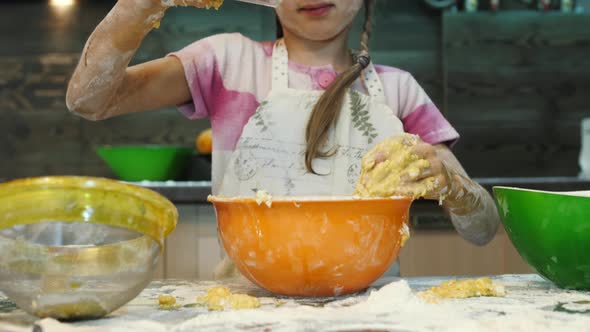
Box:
399;74;460;147
168;33;233;120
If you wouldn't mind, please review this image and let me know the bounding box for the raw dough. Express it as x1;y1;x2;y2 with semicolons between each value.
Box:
418;277;506;303
154;0;224;28
228;294;261;310
166;0;224;9
158;294;180;310
197;0;224;9
355;134;435;199
196;286;260;311
255;190;273;207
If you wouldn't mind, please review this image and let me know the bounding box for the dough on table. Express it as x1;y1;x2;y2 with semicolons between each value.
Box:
197;286;260;311
158;294;180;310
418;277;506;303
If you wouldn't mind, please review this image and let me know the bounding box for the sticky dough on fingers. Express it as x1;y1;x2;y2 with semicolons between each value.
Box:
355;134;432;199
161;0;225;9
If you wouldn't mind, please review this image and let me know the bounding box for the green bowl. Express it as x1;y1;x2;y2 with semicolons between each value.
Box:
96;145;193;182
493;187;590;290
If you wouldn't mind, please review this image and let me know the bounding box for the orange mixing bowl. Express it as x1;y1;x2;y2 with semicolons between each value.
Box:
208;196;412;297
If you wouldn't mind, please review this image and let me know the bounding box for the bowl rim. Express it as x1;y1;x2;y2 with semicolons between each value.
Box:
493;186;590;198
0;176;178;246
208;195;413;203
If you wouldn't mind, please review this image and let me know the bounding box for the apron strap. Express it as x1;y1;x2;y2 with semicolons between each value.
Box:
363;63;387;105
352;48;387;104
271;39;289;90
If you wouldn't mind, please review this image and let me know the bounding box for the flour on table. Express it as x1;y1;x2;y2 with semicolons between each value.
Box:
17;276;590;332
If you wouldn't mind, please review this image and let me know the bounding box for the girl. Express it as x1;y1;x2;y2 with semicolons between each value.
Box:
66;0;500;277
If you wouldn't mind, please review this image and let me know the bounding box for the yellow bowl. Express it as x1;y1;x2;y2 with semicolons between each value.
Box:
209;196;412;297
0;176;177;320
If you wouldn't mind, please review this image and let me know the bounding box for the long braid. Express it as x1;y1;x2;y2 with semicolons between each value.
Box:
360;0;374;55
304;0;375;173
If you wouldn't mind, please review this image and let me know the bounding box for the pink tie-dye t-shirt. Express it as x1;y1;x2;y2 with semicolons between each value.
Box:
170;33;460;194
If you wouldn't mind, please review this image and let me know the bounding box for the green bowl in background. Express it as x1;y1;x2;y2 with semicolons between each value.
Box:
493;187;590;290
96;145;194;182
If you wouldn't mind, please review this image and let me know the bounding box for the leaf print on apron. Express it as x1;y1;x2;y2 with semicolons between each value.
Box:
218;40;404;197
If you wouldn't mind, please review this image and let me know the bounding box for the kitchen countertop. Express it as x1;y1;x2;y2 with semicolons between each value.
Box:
0;274;589;331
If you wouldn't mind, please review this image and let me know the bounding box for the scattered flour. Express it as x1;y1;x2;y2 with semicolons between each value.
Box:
23;276;590;332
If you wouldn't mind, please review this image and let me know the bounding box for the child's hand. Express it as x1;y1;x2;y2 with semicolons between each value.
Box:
356;134;500;245
355;134;453;200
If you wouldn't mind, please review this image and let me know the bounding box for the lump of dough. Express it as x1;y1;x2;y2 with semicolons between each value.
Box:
154;1;224;28
170;0;225;9
200;0;224;9
255;190;273;207
197;286;260;311
158;294;180;310
355;134;435;199
228;294;261;310
418;278;506;303
197;286;232;311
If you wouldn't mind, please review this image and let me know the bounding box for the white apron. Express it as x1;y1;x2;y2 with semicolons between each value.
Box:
216;39;405;277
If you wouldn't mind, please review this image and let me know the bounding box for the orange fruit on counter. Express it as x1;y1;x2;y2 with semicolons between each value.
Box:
196;128;213;154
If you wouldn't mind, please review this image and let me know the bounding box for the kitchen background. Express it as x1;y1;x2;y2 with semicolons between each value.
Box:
1;0;589;279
